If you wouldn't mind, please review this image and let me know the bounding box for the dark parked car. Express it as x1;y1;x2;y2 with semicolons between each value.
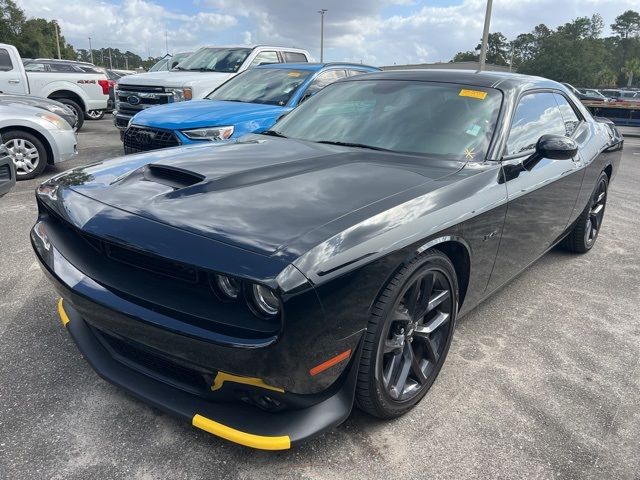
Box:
0;135;16;197
32;70;622;450
0;93;78;129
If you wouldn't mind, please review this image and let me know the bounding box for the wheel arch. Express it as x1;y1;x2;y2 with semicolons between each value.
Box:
48;90;86;112
0;126;54;165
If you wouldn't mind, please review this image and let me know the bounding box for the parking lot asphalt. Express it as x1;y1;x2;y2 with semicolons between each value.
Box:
1;119;639;480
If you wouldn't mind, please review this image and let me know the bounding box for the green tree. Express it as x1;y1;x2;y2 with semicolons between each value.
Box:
611;10;640;39
622;58;640;86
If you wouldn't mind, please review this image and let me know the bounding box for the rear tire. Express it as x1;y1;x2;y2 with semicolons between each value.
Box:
356;249;458;419
2;129;48;180
86;110;104;120
562;172;608;253
55;98;85;131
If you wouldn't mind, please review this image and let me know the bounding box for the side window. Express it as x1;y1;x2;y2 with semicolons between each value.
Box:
24;62;46;72
49;63;76;73
283;52;307;63
306;70;348;96
249;51;279;68
553;94;581;137
347;69;368;76
0;49;13;72
506;92;566;156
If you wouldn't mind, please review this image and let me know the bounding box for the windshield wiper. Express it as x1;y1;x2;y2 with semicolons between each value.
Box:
316;140;390;152
260;130;287;138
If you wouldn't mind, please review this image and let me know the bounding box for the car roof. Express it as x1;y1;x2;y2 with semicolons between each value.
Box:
347;69;562;92
255;62;379;72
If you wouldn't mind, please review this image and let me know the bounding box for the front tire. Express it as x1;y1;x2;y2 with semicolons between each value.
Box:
562;172;608;253
55;98;85;131
2;130;48;180
356;249;458;419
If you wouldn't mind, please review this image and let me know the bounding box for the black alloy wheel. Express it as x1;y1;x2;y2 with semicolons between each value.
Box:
356;250;458;418
563;171;608;253
584;177;607;247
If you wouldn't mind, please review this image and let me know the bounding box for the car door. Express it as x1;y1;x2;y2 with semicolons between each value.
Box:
0;47;27;94
487;91;585;291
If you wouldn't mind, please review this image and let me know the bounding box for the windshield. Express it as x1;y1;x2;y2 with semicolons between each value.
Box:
207;68;312;106
271;80;502;159
149;58;169;72
176;47;251;73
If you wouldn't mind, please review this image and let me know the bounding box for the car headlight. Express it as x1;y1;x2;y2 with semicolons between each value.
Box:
167;87;193;102
211;274;242;301
45;104;72;116
36;112;71;131
250;284;280;317
181;126;234;141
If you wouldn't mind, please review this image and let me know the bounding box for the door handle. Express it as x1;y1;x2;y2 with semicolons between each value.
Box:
8;79;21;84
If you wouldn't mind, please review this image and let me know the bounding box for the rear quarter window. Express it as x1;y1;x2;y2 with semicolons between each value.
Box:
0;49;14;72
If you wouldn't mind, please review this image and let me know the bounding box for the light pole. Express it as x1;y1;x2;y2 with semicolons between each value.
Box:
53;21;61;59
478;0;493;71
88;37;93;64
318;9;327;62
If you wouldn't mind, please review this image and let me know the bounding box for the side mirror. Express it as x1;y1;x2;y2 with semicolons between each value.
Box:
536;134;578;160
300;90;317;103
522;134;577;171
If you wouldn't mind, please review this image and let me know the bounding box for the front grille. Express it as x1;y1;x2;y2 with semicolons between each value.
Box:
123;126;180;154
96;328;211;392
104;239;199;283
0;164;11;180
116;84;171;116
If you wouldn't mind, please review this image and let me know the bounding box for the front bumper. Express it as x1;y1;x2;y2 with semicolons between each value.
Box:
56;298;360;450
49;129;77;164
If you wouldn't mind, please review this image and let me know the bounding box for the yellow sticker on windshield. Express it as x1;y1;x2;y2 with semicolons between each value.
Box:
288;71;302;77
459;89;487;100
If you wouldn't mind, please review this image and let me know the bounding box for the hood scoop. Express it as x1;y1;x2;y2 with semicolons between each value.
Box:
138;164;205;189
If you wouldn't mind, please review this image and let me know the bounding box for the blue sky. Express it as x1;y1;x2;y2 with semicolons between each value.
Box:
16;0;640;66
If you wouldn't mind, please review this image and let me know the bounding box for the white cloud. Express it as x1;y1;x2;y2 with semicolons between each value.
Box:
14;0;640;65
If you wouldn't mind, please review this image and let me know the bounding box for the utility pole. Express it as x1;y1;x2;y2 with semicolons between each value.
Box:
125;55;129;70
165;31;169;56
508;41;515;72
109;47;113;69
53;21;61;59
318;9;327;62
88;37;93;64
478;0;493;71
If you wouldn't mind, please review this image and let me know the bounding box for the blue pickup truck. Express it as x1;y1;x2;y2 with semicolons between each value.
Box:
122;62;379;154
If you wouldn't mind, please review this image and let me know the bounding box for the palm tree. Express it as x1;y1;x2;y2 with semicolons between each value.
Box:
622;58;640;87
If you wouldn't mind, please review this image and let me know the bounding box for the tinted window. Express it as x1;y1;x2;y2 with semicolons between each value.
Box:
274;81;502;159
249;51;279;68
49;63;77;72
178;47;251;73
283;52;307;63
554;94;581;136
0;49;13;72
307;70;348;95
506;93;566;156
24;62;46;72
207;68;312;106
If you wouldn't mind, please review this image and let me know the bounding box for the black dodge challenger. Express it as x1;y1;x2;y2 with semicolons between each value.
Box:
32;70;623;450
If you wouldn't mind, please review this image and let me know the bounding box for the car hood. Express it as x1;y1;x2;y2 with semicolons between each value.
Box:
133;100;286;130
56;137;464;259
117;71;234;96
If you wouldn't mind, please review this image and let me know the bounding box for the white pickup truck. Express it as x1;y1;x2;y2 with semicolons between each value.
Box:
113;45;311;130
0;43;109;130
